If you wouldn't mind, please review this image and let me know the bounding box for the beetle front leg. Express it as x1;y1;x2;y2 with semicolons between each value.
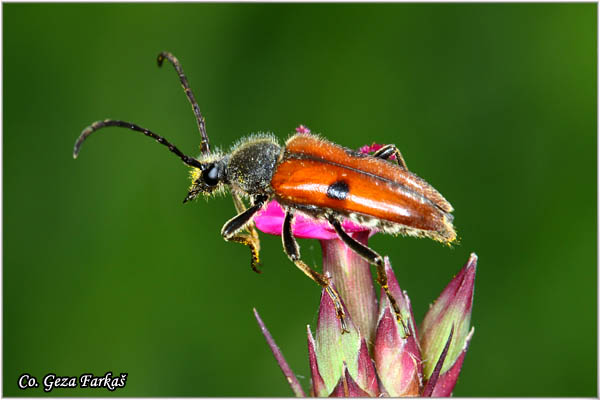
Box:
282;210;349;333
232;192;261;252
328;216;411;338
221;196;267;274
373;144;408;170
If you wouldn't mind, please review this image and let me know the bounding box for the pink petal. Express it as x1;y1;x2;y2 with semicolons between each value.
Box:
254;200;370;240
359;143;383;154
295;125;311;134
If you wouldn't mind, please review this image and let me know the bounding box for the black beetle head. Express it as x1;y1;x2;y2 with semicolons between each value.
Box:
184;155;228;202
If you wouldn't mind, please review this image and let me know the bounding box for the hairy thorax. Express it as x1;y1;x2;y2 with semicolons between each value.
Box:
226;135;282;196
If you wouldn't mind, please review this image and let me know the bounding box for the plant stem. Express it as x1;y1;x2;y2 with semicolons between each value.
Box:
320;231;377;348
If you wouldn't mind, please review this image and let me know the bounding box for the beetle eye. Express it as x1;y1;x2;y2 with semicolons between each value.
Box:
203;164;219;186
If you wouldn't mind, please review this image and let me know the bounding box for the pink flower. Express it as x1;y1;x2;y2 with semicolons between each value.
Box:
295;125;311;134
253;200;370;240
253;126;476;397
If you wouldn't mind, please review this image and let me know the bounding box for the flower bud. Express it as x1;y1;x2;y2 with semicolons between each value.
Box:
308;284;379;396
374;258;422;396
420;253;477;396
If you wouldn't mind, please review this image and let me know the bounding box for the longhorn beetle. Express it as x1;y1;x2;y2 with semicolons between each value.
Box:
74;52;456;335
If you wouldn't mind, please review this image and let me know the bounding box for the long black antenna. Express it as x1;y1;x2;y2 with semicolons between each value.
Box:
73;119;204;169
157;51;210;155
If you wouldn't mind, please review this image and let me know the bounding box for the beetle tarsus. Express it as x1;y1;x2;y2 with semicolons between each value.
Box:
325;285;350;334
226;234;262;273
381;282;411;338
221;197;266;273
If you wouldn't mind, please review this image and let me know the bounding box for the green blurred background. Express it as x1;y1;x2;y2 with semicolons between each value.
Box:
3;3;596;397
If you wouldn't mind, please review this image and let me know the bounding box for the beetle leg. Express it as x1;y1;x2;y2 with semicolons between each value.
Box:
232;192;246;213
232;193;261;252
282;210;349;333
225;234;261;273
328;216;411;338
373;144;408;170
221;195;267;274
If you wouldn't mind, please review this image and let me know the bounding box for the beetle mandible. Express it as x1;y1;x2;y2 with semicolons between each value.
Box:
74;52;457;335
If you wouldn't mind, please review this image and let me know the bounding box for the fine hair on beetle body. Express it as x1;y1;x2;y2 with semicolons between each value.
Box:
74;51;457;337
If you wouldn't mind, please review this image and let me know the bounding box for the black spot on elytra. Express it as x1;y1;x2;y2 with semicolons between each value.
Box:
327;181;349;201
